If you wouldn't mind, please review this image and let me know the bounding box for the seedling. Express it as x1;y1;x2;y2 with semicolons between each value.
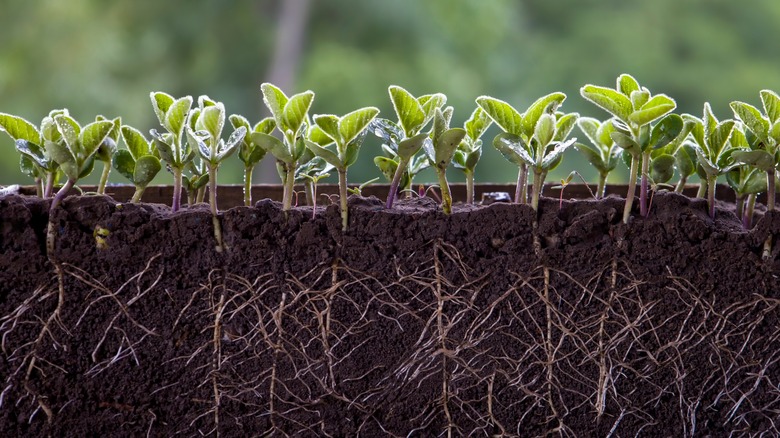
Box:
149;92;195;212
371;85;445;208
581;74;678;222
452;106;492;204
304;106;380;230
725;125;768;228
229;114;276;206
683;103;737;218
672;142;698;193
575;117;622;198
253;83;314;212
94;116;121;195
295;157;334;215
183;159;209;205
478;92;579;210
347;177;379;196
112;125;162;203
421;106;467;214
185;96;247;252
554;171;575;209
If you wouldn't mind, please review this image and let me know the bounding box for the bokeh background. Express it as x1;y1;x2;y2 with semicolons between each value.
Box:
2;0;780;187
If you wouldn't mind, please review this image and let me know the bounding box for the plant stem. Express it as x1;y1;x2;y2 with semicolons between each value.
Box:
696;179;707;198
97;161;111;195
596;173;607;199
282;162;295;211
514;164;528;204
531;170;543;211
386;158;408;209
706;174;717;219
131;186;146;203
767;169;776;211
735;194;745;223
311;182;318;219
209;164;224;252
437;167;452;214
745;194;756;229
34;177;42;198
197;186;206;204
243;165;253;207
44;171;55;198
172;167;183;212
675;176;687;193
640;152;650;217
338;168;349;231
47;178;75;256
304;180;314;207
622;154;639;223
465;170;474;205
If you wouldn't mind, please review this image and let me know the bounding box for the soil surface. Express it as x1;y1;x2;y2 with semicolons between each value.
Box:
1;191;779;436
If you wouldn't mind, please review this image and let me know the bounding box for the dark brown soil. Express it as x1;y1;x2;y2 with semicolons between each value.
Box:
1;190;779;436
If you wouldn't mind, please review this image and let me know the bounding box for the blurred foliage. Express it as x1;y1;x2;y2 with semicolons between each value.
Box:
2;0;780;186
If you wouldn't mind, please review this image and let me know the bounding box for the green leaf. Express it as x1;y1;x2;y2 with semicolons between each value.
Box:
343;131;367;167
433;128;467;168
196;103;225;142
254;117;276;134
218;126;246;162
575;142;608;174
187;128;212;162
20;155;38;178
15;140;48;168
617;74;640;97
339;107;379;146
576;117;601;146
150;130;175;165
121;125;150;159
649;114;684;150
465;106;491;141
282;90;314;135
629;94;676;126
313;114;340;142
46;140;77;178
650;154;676;183
732;150;776;171
54;115;80;150
389;85;425;136
80;120;115;159
675;143;697;178
493;132;533;166
630;90;650;110
112;149;136;182
397;132;429;160
251;132;292;163
522;92;566;138
78;155;95;179
534;113;555;147
133;155;161;186
554;113;578;142
374;156;398;181
229;114;251;134
164;96;194;138
541;139;575;169
308;125;335;146
730;101;769;142
761;90;780;124
610;131;640;155
150;92;174;125
0;113;41;144
709;120;735;159
580;85;633;122
261;83;288;123
304;139;342;168
465;147;481;170
476;96;522;135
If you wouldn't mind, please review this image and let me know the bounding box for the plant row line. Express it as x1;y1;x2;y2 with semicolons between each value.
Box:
1;74;779;234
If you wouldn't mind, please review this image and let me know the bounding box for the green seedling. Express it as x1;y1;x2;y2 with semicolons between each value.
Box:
371;85;446;208
183;159;209;205
554;171;575;209
683;103;737;218
229;114;276;206
452;106;492;204
421;106;467;214
295;156;334;215
478;92;579;211
726;124;768;228
112;125;162;202
304;106;380;230
730;90;780;212
186;96;247;252
581;74;678;222
0;110;69;198
94;115;121;195
575;117;622;198
672;142;698;193
93;225;110;250
253;83;314;212
347;177;379;196
149;92;195;212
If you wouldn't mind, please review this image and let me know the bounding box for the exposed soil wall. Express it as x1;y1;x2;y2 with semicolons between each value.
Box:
1;191;779;436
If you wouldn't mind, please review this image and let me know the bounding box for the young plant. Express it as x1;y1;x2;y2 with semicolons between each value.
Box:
574;117;622;198
452;106;492;204
304;106;380;230
672;142;698;193
229;114;276;206
149;92;195;212
0;110;68;197
186;96;247;252
112;125;162;202
45;114;114;253
580;74;677;222
183;159;209;205
683;103;737;218
253;83;314;212
295;156;334;214
421;107;467;214
730;90;780;212
94;116;121;195
371;85;445;208
478;92;578;210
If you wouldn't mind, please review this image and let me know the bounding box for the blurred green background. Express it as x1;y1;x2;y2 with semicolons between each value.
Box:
2;0;780;187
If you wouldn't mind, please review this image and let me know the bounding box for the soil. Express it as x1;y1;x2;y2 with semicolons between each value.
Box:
1;189;779;436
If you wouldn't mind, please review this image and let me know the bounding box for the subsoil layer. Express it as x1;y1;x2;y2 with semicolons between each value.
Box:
1;191;779;436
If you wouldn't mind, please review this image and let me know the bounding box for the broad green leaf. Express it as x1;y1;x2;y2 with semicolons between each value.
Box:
282;90;314;134
121;125;150;159
465;106;491;141
580;85;633;122
196;103;225;143
597;119;616;146
80;120;115;159
554;113;578;142
0;113;41;144
251;132;292;163
433;128;467;168
534;113;555;147
522;92;566;138
198;95;217;108
418;93;447;124
675;143;697;178
78;155;95;179
575;142;608;173
133;155;161;186
304;139;342;168
164;96;194;138
397;132;429;160
629;94;676;126
229;114;251;146
617;74;640;97
732;150;775;171
374;156;398;181
541;139;575;169
343;131;366;167
46;140;76;177
389;85;425;136
693;146;718;176
187;128;212;161
465;148;481;170
218;126;246;162
650;154;676;183
254;117;276;134
112;149;136;182
493;132;533;166
54;115;80;150
150;130;175;165
261;83;288;123
313;114;340;142
15;140;48;168
761;90;780;124
630;90;650;110
576;117;601;146
476;96;522;135
610;131;640;155
730;101;769;142
308;125;335;146
339;107;379;146
20;155;38;178
649;114;684;150
709;120;735;159
150;92;174;125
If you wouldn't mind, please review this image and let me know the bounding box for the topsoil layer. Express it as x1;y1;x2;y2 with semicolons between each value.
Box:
1;191;779;437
